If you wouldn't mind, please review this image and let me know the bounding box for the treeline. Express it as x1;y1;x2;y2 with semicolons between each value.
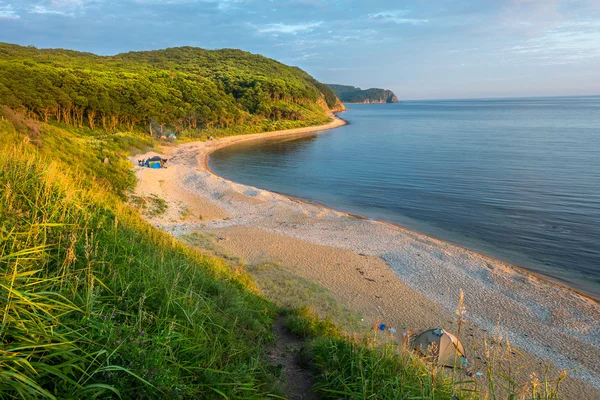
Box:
0;43;342;134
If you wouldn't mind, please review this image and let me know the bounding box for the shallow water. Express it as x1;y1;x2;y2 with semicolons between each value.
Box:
209;97;600;297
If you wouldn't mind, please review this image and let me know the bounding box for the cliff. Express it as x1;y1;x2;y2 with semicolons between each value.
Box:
327;84;400;104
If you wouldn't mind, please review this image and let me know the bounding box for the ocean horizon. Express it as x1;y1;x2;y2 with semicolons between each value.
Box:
402;94;600;102
210;96;600;298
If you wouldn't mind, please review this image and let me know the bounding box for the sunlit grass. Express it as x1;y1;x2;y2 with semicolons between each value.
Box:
0;136;277;397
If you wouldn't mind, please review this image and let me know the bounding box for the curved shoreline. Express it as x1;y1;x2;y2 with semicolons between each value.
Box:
132;114;600;397
199;114;348;171
202;116;598;305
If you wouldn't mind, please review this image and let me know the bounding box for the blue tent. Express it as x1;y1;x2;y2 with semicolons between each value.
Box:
144;156;166;168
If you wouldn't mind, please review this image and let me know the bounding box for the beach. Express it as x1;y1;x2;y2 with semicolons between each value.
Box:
132;115;600;399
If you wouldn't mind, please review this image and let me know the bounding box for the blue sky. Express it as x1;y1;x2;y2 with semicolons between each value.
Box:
1;0;600;99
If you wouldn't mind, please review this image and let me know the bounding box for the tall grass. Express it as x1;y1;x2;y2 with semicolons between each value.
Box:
296;323;458;400
296;296;568;400
0;137;278;397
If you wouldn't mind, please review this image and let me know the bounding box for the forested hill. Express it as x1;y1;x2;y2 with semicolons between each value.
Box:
0;43;344;136
327;84;399;104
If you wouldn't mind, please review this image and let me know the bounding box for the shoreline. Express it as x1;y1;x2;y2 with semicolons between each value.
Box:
373;217;600;304
202;116;598;305
132;115;600;397
199;114;348;171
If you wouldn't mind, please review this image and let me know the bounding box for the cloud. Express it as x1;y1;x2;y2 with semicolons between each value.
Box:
369;10;428;25
31;5;74;15
491;14;600;67
27;0;96;16
503;20;600;64
497;0;600;34
133;0;243;9
0;3;19;19
51;0;86;6
256;21;323;35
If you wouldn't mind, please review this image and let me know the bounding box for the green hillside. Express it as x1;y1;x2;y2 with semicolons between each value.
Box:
0;43;343;138
328;83;399;104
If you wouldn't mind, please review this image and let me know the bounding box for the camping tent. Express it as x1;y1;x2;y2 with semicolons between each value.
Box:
143;156;167;169
412;328;466;367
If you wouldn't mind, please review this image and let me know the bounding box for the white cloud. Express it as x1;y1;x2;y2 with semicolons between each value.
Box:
51;0;85;7
256;21;322;35
369;10;428;25
31;5;74;15
0;4;19;19
502;20;600;64
216;0;244;12
133;0;242;7
28;0;99;16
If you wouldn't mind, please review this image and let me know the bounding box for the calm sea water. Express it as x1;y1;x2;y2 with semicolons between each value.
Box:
209;97;600;297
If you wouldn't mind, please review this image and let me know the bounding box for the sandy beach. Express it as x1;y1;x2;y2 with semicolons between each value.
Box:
132;115;600;399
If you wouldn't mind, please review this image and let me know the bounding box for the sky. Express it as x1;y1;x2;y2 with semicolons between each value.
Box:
1;0;600;99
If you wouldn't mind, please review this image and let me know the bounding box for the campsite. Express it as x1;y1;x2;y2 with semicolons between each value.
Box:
138;155;168;168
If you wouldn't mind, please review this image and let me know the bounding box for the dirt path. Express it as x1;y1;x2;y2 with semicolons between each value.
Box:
269;316;318;400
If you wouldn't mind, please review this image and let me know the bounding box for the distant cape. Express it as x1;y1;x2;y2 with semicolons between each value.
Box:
327;84;399;104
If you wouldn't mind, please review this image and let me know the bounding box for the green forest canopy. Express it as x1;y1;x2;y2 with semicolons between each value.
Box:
0;43;343;135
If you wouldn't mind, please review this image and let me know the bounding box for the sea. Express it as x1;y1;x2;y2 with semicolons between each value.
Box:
209;97;600;298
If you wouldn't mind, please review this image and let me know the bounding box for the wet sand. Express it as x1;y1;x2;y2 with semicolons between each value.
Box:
132;116;600;399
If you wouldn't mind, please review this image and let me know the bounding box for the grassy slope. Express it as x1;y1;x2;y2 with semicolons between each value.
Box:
0;109;568;399
0;110;279;398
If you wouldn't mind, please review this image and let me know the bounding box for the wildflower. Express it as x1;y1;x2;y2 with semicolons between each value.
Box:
139;330;144;336
379;323;386;331
476;372;483;378
389;327;397;334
